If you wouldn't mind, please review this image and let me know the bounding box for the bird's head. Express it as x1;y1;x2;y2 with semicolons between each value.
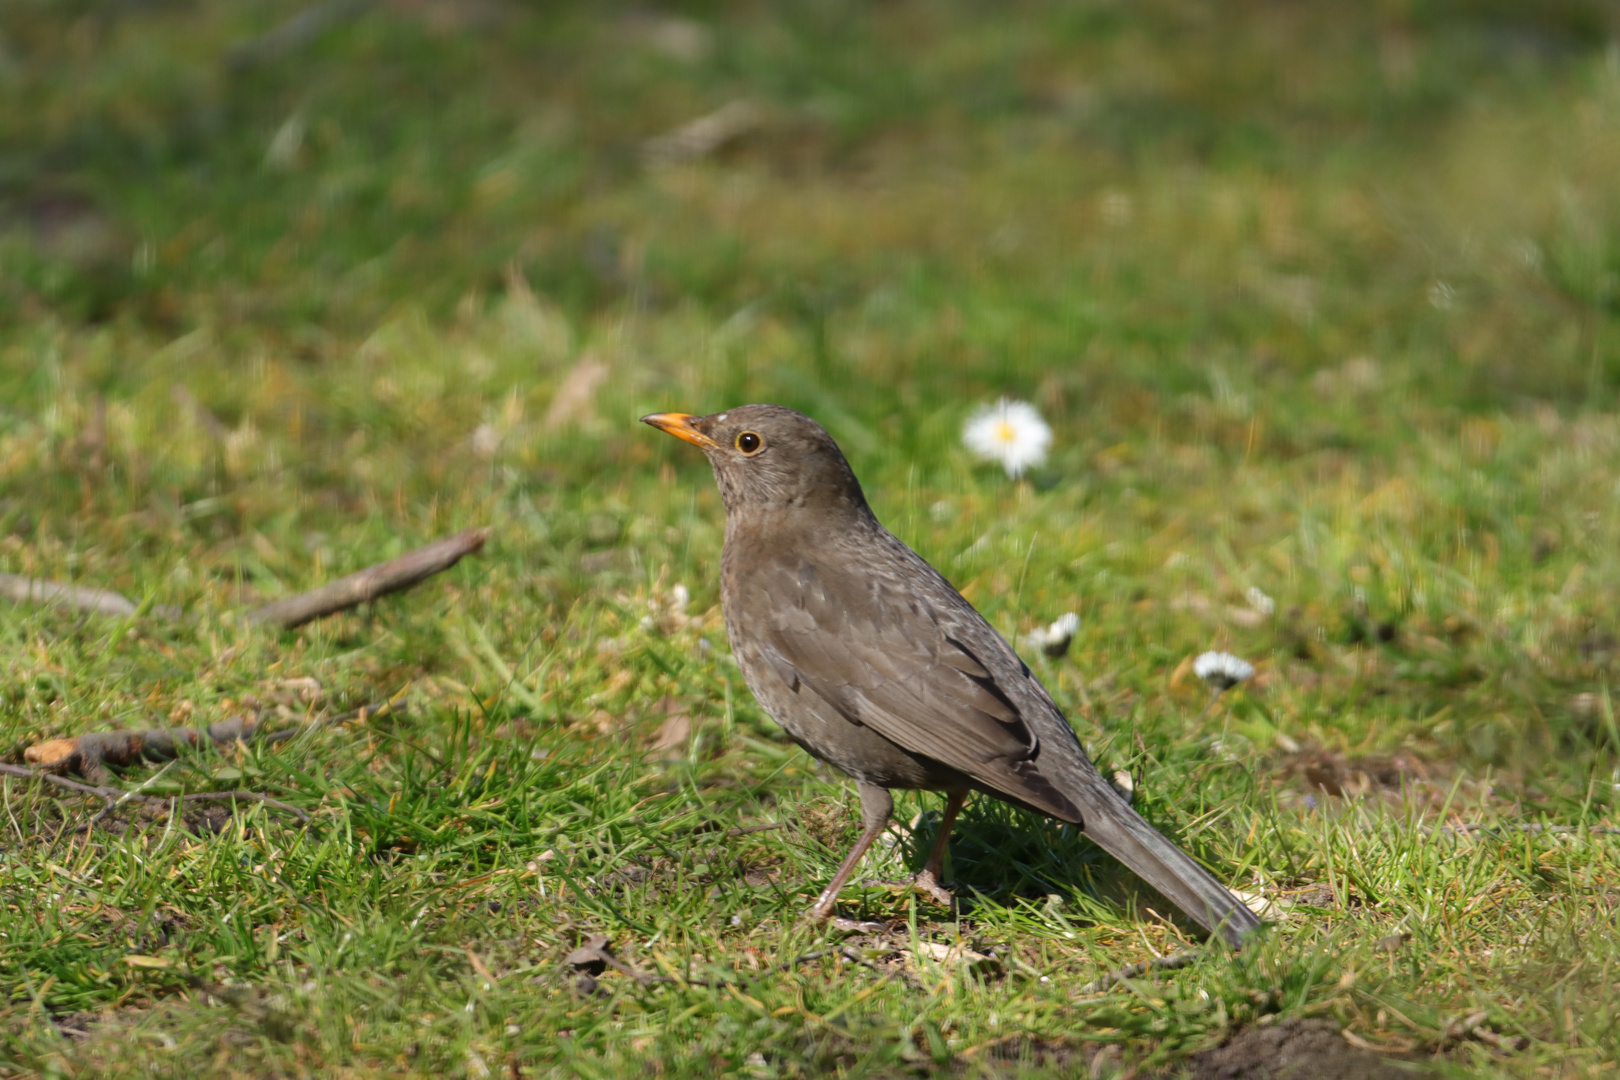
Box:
641;404;869;517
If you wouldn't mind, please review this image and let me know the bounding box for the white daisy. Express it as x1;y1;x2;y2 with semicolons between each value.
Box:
963;398;1052;478
1024;611;1081;658
1194;651;1255;691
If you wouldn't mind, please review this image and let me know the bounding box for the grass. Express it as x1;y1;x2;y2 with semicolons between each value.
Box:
4;0;1620;1075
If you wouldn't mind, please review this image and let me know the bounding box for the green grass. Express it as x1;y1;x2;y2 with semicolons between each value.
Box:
4;0;1620;1075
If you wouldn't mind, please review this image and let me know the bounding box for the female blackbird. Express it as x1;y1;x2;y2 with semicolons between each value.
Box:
643;404;1259;946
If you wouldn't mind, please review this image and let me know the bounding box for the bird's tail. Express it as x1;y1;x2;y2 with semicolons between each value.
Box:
1072;783;1260;948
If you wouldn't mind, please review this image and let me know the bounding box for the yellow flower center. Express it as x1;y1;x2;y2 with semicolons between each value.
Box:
994;420;1016;444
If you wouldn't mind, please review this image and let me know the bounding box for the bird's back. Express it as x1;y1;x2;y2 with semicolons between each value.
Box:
722;503;1107;819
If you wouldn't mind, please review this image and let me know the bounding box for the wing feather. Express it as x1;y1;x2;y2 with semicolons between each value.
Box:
752;553;1078;816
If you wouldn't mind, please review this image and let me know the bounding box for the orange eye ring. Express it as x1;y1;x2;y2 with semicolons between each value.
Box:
735;431;764;454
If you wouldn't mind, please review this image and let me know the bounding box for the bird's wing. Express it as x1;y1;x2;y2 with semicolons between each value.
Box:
750;549;1082;820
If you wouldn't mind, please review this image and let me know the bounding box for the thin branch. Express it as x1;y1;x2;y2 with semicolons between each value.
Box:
4;530;487;630
175;791;310;821
262;699;400;744
0;762;122;800
25;714;270;781
0;574;181;620
0;762;309;828
23;698;397;782
227;0;375;70
1431;822;1620;837
641;100;761;168
246;528;489;629
1074;947;1204;996
0;572;134;616
724;822;786;838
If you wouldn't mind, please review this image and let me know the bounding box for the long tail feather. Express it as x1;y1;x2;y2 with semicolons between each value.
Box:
1072;783;1260;948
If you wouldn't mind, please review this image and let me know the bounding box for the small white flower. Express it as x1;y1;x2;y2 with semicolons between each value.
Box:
670;583;690;611
963;398;1052;478
1043;612;1080;657
1245;586;1275;616
1024;612;1080;658
1110;769;1135;804
1194;651;1255;691
469;423;500;459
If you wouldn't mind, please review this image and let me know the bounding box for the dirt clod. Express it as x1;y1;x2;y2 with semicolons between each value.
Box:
1182;1019;1420;1080
564;936;612;975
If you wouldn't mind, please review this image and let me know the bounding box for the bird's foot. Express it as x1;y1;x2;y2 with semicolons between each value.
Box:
911;868;956;910
826;916;888;934
804;898;886;935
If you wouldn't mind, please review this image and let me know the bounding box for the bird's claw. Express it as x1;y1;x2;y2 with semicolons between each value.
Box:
803;900;887;934
826;916;888;934
911;868;956;909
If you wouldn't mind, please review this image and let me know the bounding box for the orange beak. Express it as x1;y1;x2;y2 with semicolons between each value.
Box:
641;412;720;450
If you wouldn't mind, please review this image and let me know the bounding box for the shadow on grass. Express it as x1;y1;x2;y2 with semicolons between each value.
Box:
887;793;1240;938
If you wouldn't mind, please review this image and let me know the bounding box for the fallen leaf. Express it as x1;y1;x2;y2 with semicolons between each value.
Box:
544;355;609;428
652;712;691;753
123;955;172;969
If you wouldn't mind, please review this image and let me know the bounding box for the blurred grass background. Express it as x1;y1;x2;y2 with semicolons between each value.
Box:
5;1;1620;1077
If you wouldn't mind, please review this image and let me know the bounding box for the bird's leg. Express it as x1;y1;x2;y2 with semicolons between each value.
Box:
806;782;893;923
911;789;967;908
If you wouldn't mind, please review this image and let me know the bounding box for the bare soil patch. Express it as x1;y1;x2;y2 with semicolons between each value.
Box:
1180;1019;1424;1080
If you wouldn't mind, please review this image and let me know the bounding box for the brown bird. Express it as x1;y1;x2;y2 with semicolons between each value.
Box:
643;404;1259;946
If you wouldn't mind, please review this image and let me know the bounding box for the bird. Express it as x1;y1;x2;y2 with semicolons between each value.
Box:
642;404;1260;947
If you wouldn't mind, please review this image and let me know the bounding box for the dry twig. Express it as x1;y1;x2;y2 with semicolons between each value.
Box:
227;0;374;69
245;528;488;628
22;700;397;782
641;100;761;167
3;529;487;629
0;574;180;620
1433;822;1620;837
0;762;310;828
25;714;269;782
2;526;476;834
1074;947;1203;996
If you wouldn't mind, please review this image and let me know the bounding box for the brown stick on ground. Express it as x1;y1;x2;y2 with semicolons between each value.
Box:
0;762;309;825
24;714;268;782
0;573;141;617
21;701;395;784
246;527;489;629
227;0;375;70
1074;947;1204;996
3;529;487;627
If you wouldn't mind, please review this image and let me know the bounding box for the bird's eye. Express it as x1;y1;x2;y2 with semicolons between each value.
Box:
735;431;763;454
